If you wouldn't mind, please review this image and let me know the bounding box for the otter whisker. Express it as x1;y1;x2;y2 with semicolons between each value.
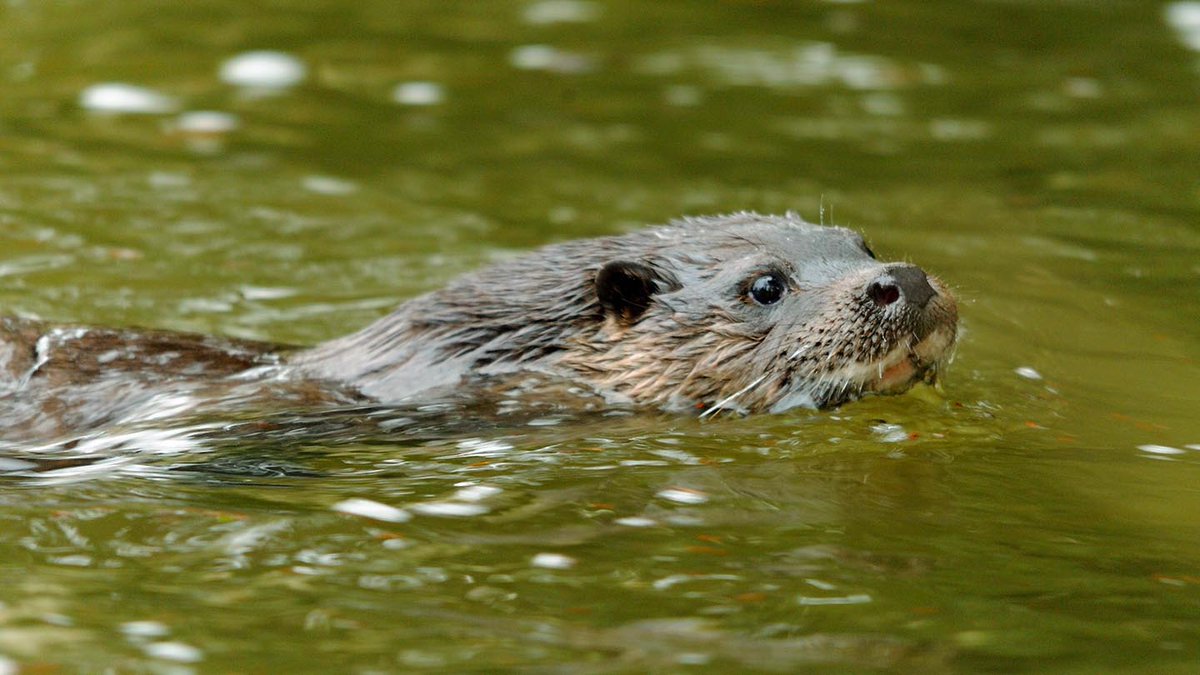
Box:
700;374;768;419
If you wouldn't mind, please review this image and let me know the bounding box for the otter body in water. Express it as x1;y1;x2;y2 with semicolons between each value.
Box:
0;213;957;439
296;212;957;413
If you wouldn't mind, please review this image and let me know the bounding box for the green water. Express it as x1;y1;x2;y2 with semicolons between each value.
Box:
2;0;1199;671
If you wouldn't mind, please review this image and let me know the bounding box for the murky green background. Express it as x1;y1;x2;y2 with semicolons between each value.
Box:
1;0;1199;671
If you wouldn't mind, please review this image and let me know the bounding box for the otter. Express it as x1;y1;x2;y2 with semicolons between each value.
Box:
293;212;957;414
0;213;957;440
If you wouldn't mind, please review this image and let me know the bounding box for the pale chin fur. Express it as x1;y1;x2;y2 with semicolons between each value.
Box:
769;324;958;414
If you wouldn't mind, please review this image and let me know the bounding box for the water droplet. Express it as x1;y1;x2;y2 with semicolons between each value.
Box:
239;286;296;301
391;81;445;106
302;175;359;196
79;83;178;114
176;110;239;134
219;51;307;89
523;0;601;25
531;552;577;569
120;621;171;638
143;641;204;663
1138;444;1185;455
509;45;594;74
1166;2;1200;51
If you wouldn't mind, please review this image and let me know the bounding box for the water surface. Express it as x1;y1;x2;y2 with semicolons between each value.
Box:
1;1;1198;672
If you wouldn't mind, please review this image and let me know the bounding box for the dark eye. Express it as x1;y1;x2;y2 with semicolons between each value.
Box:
748;273;787;306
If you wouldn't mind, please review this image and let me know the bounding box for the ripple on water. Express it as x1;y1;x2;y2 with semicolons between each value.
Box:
870;423;910;443
796;593;872;606
614;516;658;528
656;487;709;505
652;573;741;591
332;498;411;523
453;438;516;458
1137;444;1186;456
409;502;490;517
635;43;937;90
451;484;503;501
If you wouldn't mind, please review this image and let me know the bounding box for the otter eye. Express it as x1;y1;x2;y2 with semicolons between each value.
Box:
748;273;787;306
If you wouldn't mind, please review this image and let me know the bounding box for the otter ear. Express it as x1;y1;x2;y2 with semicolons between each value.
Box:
595;261;675;323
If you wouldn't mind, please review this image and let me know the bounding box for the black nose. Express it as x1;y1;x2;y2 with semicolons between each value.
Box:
866;264;936;309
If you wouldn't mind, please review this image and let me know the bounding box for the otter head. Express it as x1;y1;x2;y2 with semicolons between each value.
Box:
558;213;959;413
294;212;958;414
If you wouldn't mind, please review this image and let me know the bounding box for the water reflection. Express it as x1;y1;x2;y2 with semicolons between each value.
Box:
390;81;445;106
522;0;601;26
219;50;308;91
79;83;178;115
1166;2;1200;51
2;0;1199;671
636;42;941;90
509;44;597;73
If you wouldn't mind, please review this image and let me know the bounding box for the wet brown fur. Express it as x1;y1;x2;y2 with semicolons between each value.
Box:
295;212;958;414
0;212;958;440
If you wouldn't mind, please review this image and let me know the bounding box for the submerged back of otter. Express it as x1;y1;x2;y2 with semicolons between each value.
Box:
294;212;958;413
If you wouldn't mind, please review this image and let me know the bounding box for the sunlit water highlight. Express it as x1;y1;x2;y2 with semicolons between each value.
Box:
0;1;1197;672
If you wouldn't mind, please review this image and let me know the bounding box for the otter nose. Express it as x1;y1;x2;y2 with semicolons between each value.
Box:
866;264;936;309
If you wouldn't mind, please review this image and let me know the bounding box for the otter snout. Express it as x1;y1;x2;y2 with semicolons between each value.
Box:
866;264;936;309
